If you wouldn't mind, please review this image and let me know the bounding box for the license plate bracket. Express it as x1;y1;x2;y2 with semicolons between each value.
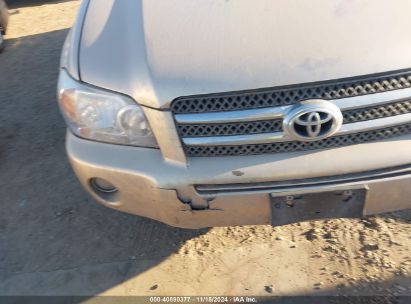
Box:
270;186;368;226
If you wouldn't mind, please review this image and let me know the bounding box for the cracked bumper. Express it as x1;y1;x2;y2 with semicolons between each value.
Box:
67;132;411;229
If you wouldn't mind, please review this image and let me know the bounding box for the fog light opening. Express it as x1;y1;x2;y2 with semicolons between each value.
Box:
90;178;118;194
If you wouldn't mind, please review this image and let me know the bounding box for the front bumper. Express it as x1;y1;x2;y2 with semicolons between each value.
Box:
67;132;411;229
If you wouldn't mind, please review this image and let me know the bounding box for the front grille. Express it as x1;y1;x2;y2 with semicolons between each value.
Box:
178;119;283;137
177;100;411;138
342;100;411;124
171;69;411;157
171;70;411;114
186;124;411;157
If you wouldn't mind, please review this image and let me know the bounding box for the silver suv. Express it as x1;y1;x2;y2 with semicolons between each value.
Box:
58;0;411;228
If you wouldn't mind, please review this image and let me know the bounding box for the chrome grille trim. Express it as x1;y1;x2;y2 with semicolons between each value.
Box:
178;100;411;139
185;123;411;157
338;113;411;133
183;131;285;146
175;106;287;124
171;69;411;114
175;88;411;125
182;113;411;146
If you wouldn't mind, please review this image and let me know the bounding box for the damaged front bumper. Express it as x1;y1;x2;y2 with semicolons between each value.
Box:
66;131;411;229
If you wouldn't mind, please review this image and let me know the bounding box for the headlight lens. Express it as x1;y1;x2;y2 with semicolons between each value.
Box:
58;69;158;148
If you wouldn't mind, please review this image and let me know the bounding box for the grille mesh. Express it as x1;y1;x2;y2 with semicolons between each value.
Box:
178;120;283;137
342;100;411;124
185;124;411;157
171;70;411;114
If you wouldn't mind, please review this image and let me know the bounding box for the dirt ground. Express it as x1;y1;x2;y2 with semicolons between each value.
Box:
0;0;410;301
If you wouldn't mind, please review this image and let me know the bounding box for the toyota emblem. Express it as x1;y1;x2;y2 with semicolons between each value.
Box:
283;100;343;141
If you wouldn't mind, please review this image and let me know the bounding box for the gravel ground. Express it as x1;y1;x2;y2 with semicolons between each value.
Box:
0;0;410;301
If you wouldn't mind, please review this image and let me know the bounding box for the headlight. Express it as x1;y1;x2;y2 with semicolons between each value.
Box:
58;69;158;148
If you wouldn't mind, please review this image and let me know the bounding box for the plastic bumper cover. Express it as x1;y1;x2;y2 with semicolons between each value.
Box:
66;132;411;228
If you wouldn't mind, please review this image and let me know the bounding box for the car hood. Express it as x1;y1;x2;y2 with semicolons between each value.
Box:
79;0;411;108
